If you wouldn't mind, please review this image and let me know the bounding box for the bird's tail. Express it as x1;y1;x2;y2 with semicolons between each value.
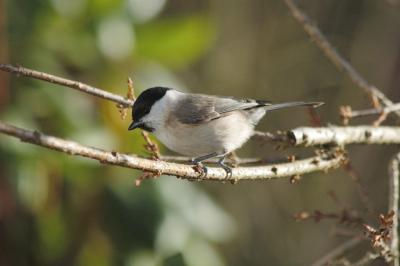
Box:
263;101;324;112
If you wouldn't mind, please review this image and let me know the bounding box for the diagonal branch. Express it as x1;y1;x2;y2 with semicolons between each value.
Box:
0;121;345;181
282;0;400;117
311;236;364;266
0;64;134;107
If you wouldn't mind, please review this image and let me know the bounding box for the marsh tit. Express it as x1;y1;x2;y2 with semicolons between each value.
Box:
128;87;323;175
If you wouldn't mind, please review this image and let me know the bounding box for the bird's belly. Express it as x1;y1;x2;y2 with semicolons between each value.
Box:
154;113;254;157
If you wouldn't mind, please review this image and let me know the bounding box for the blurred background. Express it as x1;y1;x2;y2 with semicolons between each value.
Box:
1;0;400;265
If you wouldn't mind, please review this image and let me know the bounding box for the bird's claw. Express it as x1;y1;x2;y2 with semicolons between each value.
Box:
191;155;233;179
191;161;208;177
216;157;233;179
219;163;233;179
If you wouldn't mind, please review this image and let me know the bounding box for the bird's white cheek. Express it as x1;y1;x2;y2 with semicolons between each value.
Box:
143;97;171;132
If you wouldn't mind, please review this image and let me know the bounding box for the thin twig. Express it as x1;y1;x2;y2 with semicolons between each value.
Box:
0;64;134;107
340;103;400;126
350;252;380;266
346;103;400;119
363;212;395;262
282;0;400;117
389;152;400;266
117;77;136;119
311;236;364;266
294;209;363;225
343;162;376;218
0;121;346;181
140;130;160;159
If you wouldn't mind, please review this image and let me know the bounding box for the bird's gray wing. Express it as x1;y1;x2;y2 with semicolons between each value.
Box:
174;94;266;124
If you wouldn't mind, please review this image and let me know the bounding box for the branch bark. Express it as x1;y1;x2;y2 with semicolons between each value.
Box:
0;121;345;181
287;126;400;146
389;152;400;266
347;103;400;118
0;64;134;107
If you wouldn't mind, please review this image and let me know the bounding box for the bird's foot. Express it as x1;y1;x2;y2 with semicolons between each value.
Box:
191;159;208;177
218;158;233;179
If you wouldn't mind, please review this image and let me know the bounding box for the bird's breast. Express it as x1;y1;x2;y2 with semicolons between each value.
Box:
154;112;254;157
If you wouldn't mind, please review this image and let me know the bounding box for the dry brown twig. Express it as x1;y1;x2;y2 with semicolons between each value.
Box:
140;131;161;160
117;77;136;120
294;209;363;226
363;211;395;262
135;170;162;187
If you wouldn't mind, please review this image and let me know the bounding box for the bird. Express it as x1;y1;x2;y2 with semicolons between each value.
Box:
128;87;323;176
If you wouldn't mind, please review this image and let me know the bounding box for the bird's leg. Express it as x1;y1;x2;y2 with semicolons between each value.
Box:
217;156;233;178
191;152;219;177
191;152;233;178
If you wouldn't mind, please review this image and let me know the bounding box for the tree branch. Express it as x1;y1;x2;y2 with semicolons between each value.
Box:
0;121;345;181
389;152;400;266
0;64;134;107
287;126;400;146
282;0;400;117
346;103;400;119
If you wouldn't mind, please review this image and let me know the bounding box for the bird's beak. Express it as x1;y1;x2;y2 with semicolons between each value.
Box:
128;121;143;131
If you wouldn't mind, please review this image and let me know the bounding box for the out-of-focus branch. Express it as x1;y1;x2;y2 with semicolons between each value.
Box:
251;131;288;143
340;103;400;126
0;121;345;182
282;0;400;117
0;0;8;107
389;152;400;266
342;103;400;119
311;236;364;266
287;126;400;146
0;64;134;107
350;252;380;266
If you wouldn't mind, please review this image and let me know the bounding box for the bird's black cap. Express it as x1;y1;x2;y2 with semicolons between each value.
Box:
128;87;170;131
